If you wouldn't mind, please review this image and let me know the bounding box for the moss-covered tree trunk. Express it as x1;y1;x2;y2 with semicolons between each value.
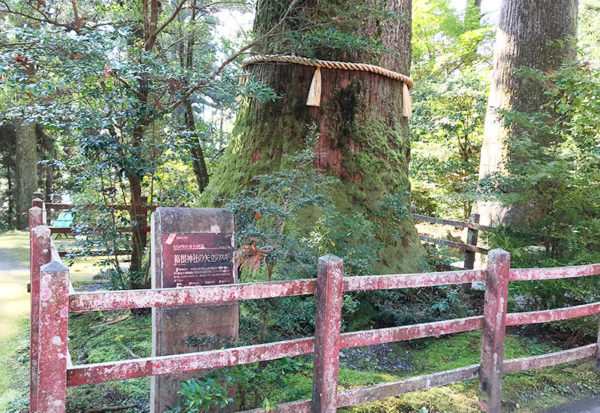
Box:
476;0;578;226
207;0;425;272
15;121;38;230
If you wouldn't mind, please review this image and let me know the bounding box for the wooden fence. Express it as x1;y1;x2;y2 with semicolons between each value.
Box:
413;212;492;269
28;203;600;413
38;191;484;265
33;192;156;258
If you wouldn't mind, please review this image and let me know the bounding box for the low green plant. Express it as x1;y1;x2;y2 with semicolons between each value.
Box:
167;357;305;412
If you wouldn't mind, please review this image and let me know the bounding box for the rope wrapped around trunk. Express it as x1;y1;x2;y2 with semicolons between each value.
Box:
242;54;413;117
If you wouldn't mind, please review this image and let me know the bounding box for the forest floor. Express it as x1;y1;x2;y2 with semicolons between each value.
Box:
2;231;600;412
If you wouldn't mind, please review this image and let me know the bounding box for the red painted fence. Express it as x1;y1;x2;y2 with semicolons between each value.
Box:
28;203;600;413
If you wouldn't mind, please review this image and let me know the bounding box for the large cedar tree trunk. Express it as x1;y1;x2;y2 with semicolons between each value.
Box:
476;0;578;226
207;0;425;272
15;121;38;229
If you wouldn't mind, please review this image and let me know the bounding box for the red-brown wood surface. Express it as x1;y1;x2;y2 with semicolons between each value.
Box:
343;269;485;291
479;249;510;413
507;303;600;326
69;279;317;312
69;270;486;313
340;316;483;348
37;262;70;412
67;337;314;386
510;264;600;281
312;255;344;413
29;216;51;412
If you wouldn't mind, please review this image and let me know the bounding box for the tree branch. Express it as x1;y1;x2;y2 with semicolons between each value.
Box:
144;0;188;50
166;0;302;113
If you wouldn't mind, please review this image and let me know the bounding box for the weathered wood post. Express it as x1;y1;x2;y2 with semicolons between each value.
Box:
37;261;70;412
312;255;344;413
32;193;43;209
29;211;51;411
478;248;510;412
464;213;480;270
596;318;600;373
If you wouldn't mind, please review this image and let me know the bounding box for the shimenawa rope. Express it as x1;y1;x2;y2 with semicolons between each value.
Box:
242;54;413;117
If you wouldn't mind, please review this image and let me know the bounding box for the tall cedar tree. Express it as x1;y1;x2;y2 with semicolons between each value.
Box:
477;0;579;226
207;0;425;272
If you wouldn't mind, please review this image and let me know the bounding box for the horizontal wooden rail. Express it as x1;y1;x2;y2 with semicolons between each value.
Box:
337;364;480;408
51;227;151;234
45;203;157;212
506;302;600;326
67;316;481;386
241;344;597;413
67;337;315;386
419;235;489;254
241;365;481;413
412;213;492;231
340;317;483;348
58;250;133;257
343;269;486;291
69;279;318;312
70;268;600;314
65;303;600;386
503;344;596;373
70;270;487;313
510;264;600;281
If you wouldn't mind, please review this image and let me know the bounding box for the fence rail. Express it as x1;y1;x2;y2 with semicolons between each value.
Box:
29;201;600;413
412;212;489;269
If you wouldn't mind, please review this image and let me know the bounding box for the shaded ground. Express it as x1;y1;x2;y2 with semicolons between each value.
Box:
0;231;32;408
0;231;110;410
543;396;600;413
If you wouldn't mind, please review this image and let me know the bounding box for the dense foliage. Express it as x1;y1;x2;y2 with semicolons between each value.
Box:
409;0;493;219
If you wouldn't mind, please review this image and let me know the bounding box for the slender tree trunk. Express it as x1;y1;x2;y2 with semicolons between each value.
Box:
476;0;578;226
126;0;159;287
15;121;38;229
180;0;210;193
184;98;210;192
207;0;425;272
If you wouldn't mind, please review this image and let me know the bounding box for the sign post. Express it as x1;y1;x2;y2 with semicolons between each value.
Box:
151;207;238;412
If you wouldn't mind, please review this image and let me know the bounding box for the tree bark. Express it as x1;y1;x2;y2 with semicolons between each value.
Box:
476;0;578;226
15;121;38;229
207;0;425;272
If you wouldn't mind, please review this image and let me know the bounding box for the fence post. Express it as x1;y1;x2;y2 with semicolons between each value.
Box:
29;213;51;412
464;213;480;270
37;261;70;412
596;318;600;373
478;248;510;412
312;255;344;413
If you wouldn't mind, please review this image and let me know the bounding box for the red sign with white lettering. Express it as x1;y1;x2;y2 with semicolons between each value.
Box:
161;233;234;288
